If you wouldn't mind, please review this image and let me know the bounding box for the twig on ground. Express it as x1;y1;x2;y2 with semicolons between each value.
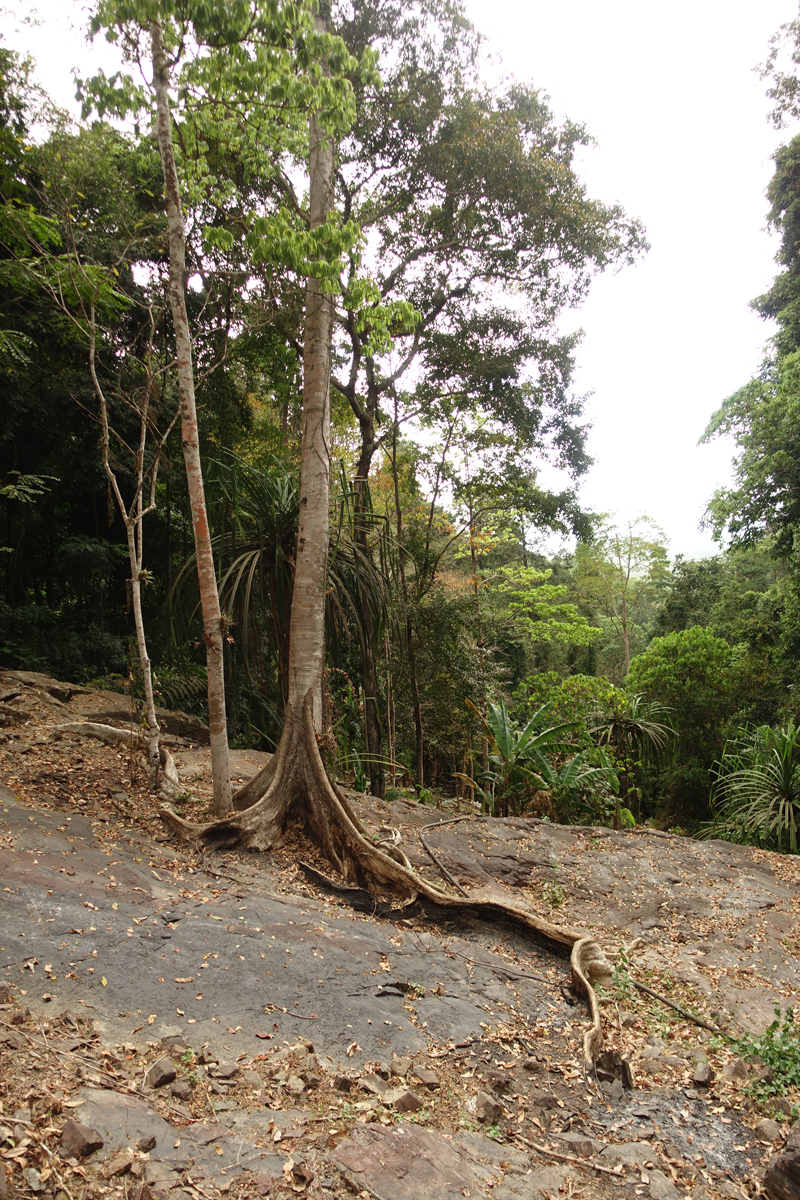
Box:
632;980;725;1034
418;815;473;897
516;1135;626;1177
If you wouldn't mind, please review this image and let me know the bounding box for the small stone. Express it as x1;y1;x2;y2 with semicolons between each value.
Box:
170;1080;192;1100
130;1185;156;1200
145;1057;177;1088
333;1075;353;1091
303;1073;322;1090
693;1062;714;1087
563;1136;594;1158
718;1183;748;1200
23;1167;45;1193
601;1078;624;1101
60;1119;104;1159
252;1172;274;1195
209;1081;228;1095
723;1058;749;1083
486;1070;512;1096
160;1034;189;1050
758;1064;776;1086
359;1074;388;1097
286;1075;306;1096
103;1153;133;1178
649;1169;680;1200
136;1136;157;1153
522;1057;541;1074
619;1011;638;1028
756;1119;783;1144
475;1092;503;1124
197;1046;217;1064
209;1062;239;1080
375;1062;391;1079
642;1037;666;1059
773;1098;795;1117
391;1087;424;1113
412;1066;439;1090
391;1055;412;1077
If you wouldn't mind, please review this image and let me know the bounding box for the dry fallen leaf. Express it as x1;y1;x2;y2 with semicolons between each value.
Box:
346;1041;360;1058
147;1015;156;1025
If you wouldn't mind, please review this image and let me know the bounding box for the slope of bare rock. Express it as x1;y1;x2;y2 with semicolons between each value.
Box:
2;665;800;1200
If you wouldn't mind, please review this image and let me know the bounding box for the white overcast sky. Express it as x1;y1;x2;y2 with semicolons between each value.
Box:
3;0;799;559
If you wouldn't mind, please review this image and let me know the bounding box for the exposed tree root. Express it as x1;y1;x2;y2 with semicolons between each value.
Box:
49;721;180;799
158;692;612;1062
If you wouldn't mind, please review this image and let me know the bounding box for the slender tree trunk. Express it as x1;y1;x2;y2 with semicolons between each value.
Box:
390;418;424;788
127;525;160;781
353;424;385;797
151;20;231;815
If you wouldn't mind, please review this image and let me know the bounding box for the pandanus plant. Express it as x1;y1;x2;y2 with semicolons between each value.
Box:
705;721;800;853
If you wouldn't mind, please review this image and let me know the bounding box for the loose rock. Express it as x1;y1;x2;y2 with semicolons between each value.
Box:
649;1169;681;1200
475;1092;503;1124
60;1119;105;1159
723;1058;749;1083
23;1167;44;1193
391;1087;424;1113
103;1153;133;1178
209;1062;239;1080
145;1057;177;1089
693;1062;714;1086
412;1065;439;1090
760;1118;800;1200
757;1119;783;1144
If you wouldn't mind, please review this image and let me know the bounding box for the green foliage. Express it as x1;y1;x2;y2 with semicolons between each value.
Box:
628;627;732;718
575;516;670;682
542;880;566;908
703;721;800;852
727;1007;800;1099
626;626;734;820
493;565;600;649
610;945;638;1005
459;697;618;819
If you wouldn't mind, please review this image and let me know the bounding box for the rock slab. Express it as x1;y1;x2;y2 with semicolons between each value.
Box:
764;1119;800;1200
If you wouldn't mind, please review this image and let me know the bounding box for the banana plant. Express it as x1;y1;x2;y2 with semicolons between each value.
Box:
458;698;620;818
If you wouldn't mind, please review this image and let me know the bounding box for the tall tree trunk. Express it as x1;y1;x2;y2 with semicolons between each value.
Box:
353;407;384;797
287;77;335;726
151;20;231;816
